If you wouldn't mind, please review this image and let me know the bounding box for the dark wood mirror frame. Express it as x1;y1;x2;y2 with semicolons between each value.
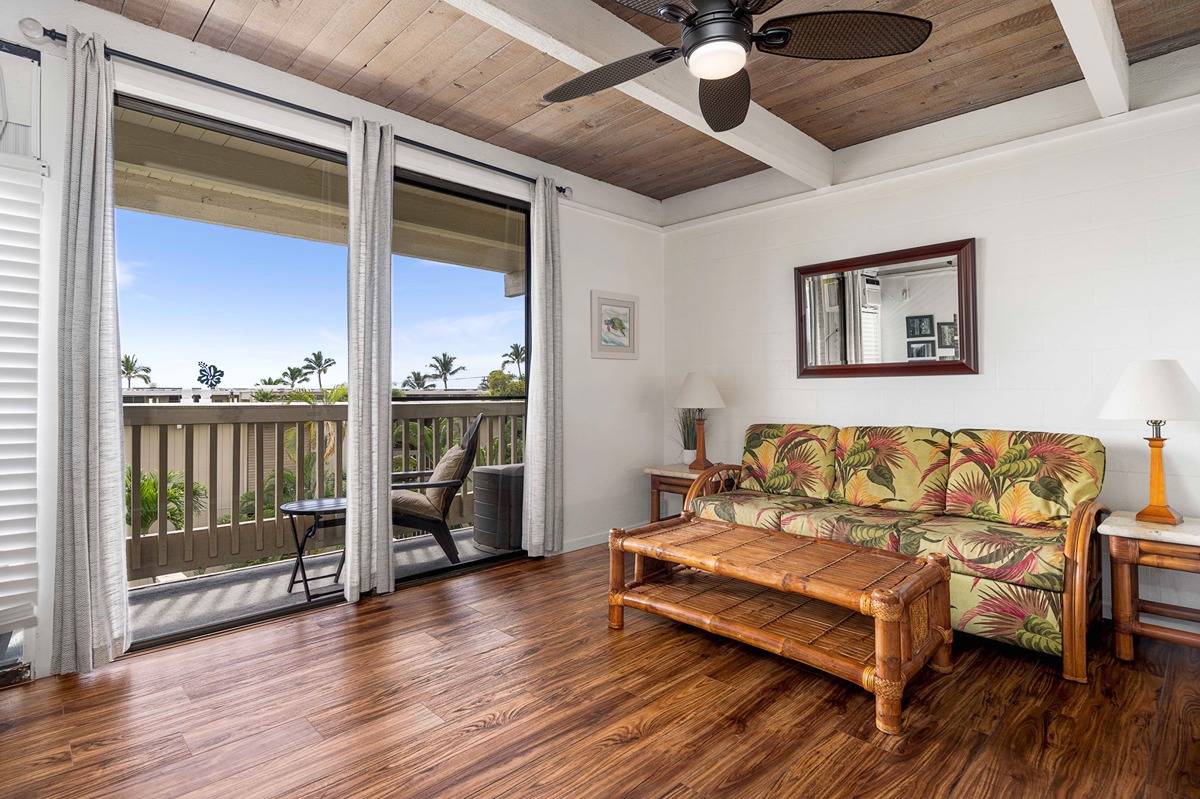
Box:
795;238;978;378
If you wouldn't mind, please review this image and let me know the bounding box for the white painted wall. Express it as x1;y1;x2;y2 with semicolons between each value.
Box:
664;100;1200;623
7;2;667;677
560;206;666;550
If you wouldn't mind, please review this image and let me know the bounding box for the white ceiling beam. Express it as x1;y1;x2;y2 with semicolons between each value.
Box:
442;0;833;190
1050;0;1130;116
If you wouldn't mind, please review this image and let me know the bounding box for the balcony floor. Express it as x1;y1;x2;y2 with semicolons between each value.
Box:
129;529;515;645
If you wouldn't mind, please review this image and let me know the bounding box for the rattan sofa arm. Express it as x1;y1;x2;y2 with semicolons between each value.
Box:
683;463;742;509
1061;499;1109;682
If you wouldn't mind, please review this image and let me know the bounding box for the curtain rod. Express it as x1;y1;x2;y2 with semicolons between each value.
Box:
34;24;570;196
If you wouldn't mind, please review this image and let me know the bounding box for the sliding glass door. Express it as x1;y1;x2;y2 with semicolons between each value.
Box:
112;96;530;646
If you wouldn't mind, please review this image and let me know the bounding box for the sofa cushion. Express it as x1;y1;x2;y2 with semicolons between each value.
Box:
945;429;1105;529
693;490;826;529
737;423;838;498
951;573;1063;656
900;515;1066;591
779;504;934;550
831;426;951;513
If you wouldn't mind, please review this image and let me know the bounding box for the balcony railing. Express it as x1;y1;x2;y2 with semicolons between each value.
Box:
122;399;525;582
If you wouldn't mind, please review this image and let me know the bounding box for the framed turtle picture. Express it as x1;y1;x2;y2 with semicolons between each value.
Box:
591;290;638;359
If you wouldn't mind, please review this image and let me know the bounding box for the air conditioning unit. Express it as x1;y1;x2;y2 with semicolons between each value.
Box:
864;277;882;307
472;463;523;552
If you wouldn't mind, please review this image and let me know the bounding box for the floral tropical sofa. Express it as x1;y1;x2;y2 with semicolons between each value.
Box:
683;424;1108;682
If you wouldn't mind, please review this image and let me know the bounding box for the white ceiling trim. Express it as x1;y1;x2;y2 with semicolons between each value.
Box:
442;0;834;190
1050;0;1131;116
662;87;1200;232
662;43;1200;226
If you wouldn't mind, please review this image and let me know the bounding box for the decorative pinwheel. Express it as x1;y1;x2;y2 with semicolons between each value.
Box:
197;362;225;389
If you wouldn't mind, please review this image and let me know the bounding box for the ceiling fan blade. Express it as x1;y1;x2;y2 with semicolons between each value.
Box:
607;0;697;22
543;47;681;103
742;0;785;14
755;11;933;60
698;69;751;132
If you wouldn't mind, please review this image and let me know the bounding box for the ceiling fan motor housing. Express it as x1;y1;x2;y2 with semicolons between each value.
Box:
681;2;753;63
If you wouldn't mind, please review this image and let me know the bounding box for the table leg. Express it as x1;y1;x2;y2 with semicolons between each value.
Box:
1111;542;1137;661
872;590;905;734
609;543;625;630
931;581;953;674
287;513;304;594
650;482;661;523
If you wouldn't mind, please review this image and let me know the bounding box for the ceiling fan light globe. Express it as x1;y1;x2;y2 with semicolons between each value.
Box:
685;40;747;80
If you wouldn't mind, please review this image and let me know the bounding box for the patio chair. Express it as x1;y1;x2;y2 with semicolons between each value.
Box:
390;413;484;564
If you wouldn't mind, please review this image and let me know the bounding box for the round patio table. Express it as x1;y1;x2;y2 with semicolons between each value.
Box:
280;497;347;601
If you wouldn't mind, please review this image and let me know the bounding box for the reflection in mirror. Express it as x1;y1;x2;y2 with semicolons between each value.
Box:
802;255;960;368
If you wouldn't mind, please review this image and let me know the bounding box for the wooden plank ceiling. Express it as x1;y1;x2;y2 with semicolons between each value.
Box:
88;0;764;200
89;0;1200;199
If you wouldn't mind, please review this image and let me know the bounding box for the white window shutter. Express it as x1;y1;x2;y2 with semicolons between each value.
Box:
0;160;40;634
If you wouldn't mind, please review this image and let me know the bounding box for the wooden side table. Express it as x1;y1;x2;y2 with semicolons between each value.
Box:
644;464;704;522
1098;510;1200;660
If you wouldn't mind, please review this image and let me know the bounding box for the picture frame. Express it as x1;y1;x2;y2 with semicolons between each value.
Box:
907;340;936;360
591;290;638;360
906;314;935;338
937;321;959;349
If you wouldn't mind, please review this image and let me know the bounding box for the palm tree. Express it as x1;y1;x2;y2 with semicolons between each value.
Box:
121;354;152;391
402;371;434;390
281;366;310;389
428;352;465;390
501;343;526;380
302;351;336;393
257;376;285;386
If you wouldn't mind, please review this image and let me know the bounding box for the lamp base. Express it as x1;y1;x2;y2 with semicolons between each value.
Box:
689;414;712;471
1141;436;1182;526
1136;503;1183;526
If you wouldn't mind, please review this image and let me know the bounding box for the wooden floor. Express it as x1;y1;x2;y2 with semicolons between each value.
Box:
1;545;1196;799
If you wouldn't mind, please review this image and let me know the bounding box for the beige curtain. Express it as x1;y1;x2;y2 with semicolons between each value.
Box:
344;119;395;601
53;28;129;674
523;177;563;557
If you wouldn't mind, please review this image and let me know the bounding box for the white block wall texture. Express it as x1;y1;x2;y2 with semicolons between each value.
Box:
560;206;666;550
664;101;1200;621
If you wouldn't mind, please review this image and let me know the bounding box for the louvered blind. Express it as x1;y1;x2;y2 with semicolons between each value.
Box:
0;160;40;635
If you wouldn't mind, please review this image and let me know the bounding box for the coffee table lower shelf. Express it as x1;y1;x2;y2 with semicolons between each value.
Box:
623;569;888;688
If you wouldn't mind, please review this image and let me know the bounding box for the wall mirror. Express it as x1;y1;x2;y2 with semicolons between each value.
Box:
795;239;977;378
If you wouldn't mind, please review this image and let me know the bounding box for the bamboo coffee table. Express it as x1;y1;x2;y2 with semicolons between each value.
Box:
609;514;953;734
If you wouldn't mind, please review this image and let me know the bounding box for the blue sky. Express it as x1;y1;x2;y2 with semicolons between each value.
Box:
115;209;525;389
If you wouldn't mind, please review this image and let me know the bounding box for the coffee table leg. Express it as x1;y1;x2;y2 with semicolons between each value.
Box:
609;543;625;630
931;575;950;667
872;589;904;735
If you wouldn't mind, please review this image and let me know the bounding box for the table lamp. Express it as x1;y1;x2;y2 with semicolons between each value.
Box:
676;372;725;471
1100;359;1200;525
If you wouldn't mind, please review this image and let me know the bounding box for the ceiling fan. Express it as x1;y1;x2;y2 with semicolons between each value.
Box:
543;0;934;132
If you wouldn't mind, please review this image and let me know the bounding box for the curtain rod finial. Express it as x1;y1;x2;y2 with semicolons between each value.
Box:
19;18;49;44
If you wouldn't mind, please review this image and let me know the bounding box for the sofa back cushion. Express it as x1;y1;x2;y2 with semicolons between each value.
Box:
945;429;1106;529
831;426;951;513
738;424;838;499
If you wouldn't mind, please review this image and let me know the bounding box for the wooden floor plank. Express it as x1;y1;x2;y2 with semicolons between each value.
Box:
0;545;1194;799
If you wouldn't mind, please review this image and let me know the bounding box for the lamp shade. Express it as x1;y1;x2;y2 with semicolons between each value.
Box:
675;372;725;409
1099;359;1200;421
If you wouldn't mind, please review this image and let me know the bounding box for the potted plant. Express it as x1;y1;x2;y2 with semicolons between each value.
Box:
676;407;699;464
